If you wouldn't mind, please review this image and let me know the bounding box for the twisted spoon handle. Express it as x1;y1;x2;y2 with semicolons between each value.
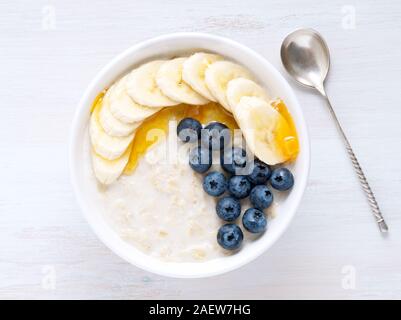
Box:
320;88;388;232
344;141;388;232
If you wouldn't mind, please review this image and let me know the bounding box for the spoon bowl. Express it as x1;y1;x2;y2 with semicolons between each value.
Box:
281;28;330;94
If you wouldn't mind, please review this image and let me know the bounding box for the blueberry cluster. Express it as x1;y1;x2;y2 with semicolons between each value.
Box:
178;118;294;251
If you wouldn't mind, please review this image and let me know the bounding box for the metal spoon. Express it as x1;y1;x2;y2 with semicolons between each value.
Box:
280;28;388;233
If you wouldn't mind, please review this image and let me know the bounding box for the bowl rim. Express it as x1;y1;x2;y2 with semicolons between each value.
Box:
69;32;311;278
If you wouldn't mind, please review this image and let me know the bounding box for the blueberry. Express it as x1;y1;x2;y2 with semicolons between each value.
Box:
203;171;227;197
250;185;273;210
247;159;271;185
242;208;267;233
217;224;243;250
270;168;294;191
177;117;202;143
216;196;241;221
201;122;231;150
220;147;248;174
228;175;252;199
189;146;211;173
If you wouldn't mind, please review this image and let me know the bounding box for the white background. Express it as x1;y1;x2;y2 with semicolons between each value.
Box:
1;0;401;299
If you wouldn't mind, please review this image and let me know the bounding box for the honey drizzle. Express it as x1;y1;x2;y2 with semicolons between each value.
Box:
88;95;299;174
271;99;299;162
124;102;238;173
90;90;106;114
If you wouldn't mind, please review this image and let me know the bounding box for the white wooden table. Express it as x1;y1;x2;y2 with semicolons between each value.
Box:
1;0;401;299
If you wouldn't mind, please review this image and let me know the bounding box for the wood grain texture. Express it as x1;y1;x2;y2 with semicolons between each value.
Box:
1;0;401;299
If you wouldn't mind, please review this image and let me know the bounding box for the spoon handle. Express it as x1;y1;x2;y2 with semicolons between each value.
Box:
321;90;388;233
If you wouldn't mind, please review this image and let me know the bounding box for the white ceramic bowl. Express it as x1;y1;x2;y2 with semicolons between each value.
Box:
70;32;310;278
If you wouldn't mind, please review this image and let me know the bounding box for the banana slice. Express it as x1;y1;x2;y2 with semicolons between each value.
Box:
226;78;270;110
91;146;131;185
109;75;162;123
182;53;222;102
156;57;209;105
99;91;141;137
232;97;294;165
204;61;253;111
90;103;134;160
126;60;180;108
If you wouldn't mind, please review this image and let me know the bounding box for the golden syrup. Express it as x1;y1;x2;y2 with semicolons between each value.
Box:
271;99;299;162
88;91;299;173
90;90;106;114
124;102;238;174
